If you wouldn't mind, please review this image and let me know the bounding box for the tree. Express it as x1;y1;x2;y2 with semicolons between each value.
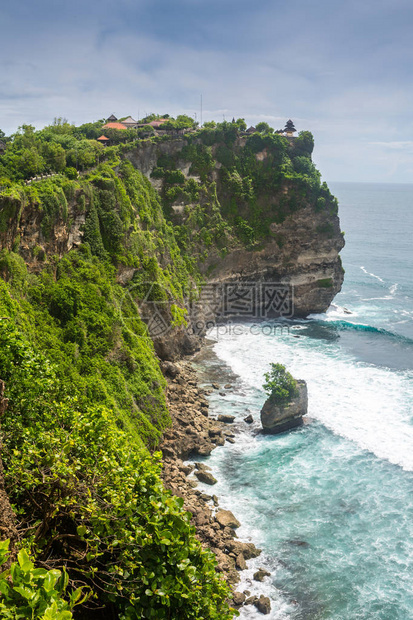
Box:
293;130;314;156
263;363;298;404
235;118;247;131
19;147;45;178
41;142;66;172
256;122;274;134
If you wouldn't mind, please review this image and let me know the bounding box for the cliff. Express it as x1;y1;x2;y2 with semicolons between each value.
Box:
125;128;344;318
0;119;344;618
0;125;344;324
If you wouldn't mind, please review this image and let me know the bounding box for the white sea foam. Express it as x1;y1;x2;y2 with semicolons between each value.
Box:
360;266;385;282
308;303;356;321
213;328;413;471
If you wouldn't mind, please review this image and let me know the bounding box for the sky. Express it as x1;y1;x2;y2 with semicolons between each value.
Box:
1;0;413;183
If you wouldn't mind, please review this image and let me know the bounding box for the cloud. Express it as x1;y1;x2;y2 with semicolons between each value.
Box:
369;141;413;151
1;0;413;181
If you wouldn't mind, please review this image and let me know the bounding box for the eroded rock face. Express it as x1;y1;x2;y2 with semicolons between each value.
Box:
205;203;344;318
126;138;345;319
260;380;308;434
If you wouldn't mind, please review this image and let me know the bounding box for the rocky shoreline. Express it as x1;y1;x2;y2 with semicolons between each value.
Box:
159;358;272;615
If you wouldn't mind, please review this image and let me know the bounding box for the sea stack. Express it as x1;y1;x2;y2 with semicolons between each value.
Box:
260;379;308;433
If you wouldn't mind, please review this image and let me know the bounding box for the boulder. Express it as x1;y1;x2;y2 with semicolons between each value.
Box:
226;540;261;559
213;436;226;446
215;509;241;529
244;414;254;424
179;464;194;476
260;379;307;434
194;442;213;456
253;568;271;582
195;470;217;485
218;414;235;423
160;361;180;378
232;591;246;606
194;462;211;471
254;595;271;615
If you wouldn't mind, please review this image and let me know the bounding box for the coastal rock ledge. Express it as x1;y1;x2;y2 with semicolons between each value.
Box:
260;379;308;434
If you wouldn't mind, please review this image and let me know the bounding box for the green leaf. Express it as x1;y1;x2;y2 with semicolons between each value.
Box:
43;571;58;593
13;585;35;600
17;549;33;572
69;586;88;607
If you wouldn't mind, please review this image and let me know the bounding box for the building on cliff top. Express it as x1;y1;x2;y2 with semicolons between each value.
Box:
284;119;296;137
149;118;168;128
122;116;138;128
97;135;110;146
106;114;118;122
102;121;128;131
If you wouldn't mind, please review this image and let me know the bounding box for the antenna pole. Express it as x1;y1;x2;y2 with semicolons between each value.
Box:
200;94;203;127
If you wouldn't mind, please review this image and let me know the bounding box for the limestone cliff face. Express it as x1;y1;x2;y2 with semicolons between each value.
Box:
203;205;344;317
0;192;85;272
0;132;344;320
124;136;345;318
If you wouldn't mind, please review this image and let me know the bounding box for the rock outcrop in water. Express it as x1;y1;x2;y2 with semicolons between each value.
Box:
261;379;308;433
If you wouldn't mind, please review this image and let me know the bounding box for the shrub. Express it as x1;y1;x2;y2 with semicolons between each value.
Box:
263;363;298;404
65;166;78;180
0;541;85;619
0;321;235;619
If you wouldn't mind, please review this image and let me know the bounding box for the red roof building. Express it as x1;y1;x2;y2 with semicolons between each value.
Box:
149;118;168;128
102;122;128;130
97;135;110;145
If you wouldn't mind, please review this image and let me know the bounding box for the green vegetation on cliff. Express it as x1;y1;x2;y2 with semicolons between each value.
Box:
0;114;343;617
0;152;234;617
0;312;232;619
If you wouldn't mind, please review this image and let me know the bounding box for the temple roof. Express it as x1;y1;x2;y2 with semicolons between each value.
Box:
107;114;117;121
97;135;109;141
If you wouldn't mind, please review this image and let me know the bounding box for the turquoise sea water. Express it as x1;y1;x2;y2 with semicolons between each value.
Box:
193;183;413;619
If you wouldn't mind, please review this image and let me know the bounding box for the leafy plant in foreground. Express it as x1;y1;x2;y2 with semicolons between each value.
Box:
0;540;86;619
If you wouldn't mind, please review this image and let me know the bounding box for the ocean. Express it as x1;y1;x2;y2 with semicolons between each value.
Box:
192;182;413;619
